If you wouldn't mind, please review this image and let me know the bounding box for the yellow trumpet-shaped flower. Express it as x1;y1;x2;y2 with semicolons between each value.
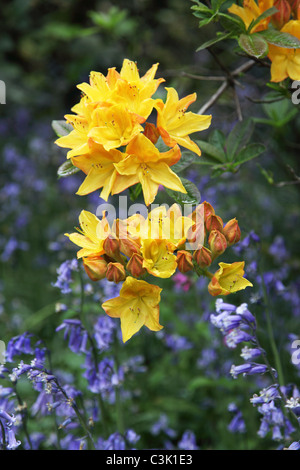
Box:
65;210;110;258
140;204;194;249
155;87;212;156
55;98;95;159
228;0;274;33
141;239;177;278
102;276;163;343
113;133;186;206
88;104;144;151
269;20;300;81
208;261;253;296
72;140;124;201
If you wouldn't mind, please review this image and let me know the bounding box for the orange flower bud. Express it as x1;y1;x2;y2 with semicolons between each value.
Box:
205;214;224;233
83;255;107;281
272;0;291;28
223;218;241;246
119;237;141;258
202;201;215;221
106;262;126;283
193;246;212;269
176;250;194;273
126;253;147;277
208;230;227;258
144;122;160;144
103;235;123;262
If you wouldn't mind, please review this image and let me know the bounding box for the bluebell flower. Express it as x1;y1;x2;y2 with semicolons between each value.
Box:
227;403;246;434
178;430;199;450
56;319;89;354
93;315;116;352
287;441;300;450
230;363;268;379
250;385;280;405
6;333;34;362
53;259;78;294
151;414;177;439
97;432;126;450
0;409;20;450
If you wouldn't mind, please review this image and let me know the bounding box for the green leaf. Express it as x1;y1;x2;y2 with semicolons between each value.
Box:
195;140;225;162
129;183;142;202
225;118;255;161
52;120;73;137
233;143;266;166
208;129;226;152
238;33;269;58
260;28;300;48
165;177;201;205
196;31;233;51
211;0;227;12
57;160;80;178
219;12;247;34
247;6;278;33
171;152;197;173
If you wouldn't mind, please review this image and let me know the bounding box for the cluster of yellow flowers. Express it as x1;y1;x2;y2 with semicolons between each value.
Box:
64;202;252;342
55;59;211;206
228;0;300;82
56;60;253;342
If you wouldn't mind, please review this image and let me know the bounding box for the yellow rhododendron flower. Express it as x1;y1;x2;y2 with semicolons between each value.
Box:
55;59;214;206
113;133;186;206
72;140;124;201
102;276;163;342
269;20;300;81
65;210;110;258
228;0;274;33
88;104;144;151
125;204;194;248
208;261;253;296
141;239;177;278
155;87;212;156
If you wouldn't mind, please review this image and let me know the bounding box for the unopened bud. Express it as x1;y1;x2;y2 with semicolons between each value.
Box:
202;201;215;220
205;214;224;233
119;237;141;258
83;256;107;281
272;0;291;28
208;230;227;258
193;246;212;269
106;262;126;283
223;218;241;245
176;250;194;273
103;235;122;262
144;122;160;144
127;253;147;277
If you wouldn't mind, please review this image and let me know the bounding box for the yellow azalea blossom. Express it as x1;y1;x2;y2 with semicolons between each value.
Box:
269;20;300;81
102;276;163;342
228;0;274;33
155;87;212;156
208;261;253;296
140;204;194;249
65;210;110;258
77;59;164;122
88;104;144;151
72;140;124;201
113;133;186;206
55;100;94;159
141;238;177;278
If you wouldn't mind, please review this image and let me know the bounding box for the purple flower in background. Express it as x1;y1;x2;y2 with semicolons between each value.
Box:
227;403;246;434
56;319;89;354
53;259;78;294
151;414;177;439
178;430;199;450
